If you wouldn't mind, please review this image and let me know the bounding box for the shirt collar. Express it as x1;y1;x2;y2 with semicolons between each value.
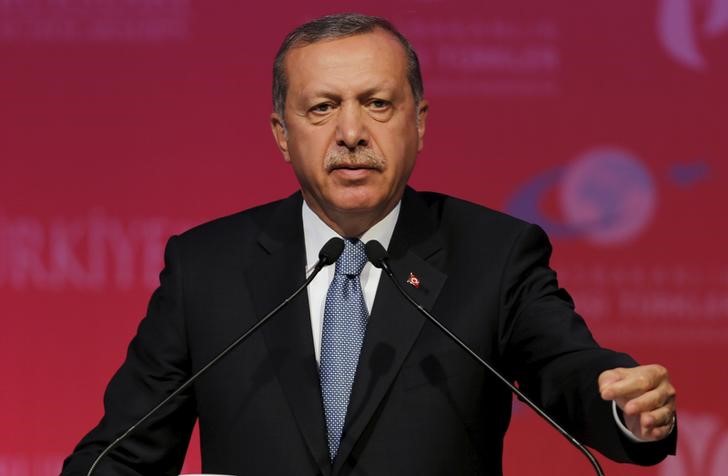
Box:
302;200;401;272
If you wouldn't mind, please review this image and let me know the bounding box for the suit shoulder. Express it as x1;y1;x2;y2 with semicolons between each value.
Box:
173;195;295;251
416;190;534;237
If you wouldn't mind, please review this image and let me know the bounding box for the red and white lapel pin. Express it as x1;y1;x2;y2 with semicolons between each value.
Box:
406;272;421;289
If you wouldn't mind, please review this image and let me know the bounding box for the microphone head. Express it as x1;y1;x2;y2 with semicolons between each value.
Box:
319;237;345;265
365;240;388;268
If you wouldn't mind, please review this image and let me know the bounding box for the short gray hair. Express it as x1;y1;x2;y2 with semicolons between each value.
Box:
272;13;424;118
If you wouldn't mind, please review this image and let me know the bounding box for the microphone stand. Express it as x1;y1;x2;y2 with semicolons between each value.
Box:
87;238;344;476
366;241;605;476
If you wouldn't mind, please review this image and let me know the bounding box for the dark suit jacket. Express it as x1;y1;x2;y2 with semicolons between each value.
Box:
62;188;675;475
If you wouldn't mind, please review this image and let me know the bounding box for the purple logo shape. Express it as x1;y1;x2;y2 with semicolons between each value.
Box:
506;147;658;245
559;148;657;245
657;0;728;71
669;161;710;187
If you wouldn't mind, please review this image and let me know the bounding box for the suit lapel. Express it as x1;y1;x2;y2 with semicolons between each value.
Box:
243;193;332;475
333;188;448;471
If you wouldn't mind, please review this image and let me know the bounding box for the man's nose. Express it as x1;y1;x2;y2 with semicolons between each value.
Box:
335;103;369;150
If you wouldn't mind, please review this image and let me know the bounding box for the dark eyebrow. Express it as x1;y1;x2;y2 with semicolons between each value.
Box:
307;90;342;102
356;86;393;100
302;84;396;105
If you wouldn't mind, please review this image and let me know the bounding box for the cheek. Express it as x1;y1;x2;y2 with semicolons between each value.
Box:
289;127;334;158
374;113;417;144
287;136;326;173
376;128;418;169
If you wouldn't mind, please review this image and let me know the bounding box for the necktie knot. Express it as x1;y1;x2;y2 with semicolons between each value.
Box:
335;239;367;277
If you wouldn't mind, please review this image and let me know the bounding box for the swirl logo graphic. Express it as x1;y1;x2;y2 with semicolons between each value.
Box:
506;147;657;246
657;0;728;70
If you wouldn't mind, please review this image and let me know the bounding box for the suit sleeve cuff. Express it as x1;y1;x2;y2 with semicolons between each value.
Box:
612;401;676;443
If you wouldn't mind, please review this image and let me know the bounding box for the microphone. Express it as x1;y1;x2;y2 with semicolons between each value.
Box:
86;237;345;476
364;240;606;476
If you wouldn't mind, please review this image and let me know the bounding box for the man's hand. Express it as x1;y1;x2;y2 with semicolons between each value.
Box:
599;365;677;441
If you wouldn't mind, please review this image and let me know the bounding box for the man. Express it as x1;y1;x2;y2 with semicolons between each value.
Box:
63;13;677;475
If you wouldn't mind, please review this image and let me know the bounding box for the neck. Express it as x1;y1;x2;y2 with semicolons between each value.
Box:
303;195;399;238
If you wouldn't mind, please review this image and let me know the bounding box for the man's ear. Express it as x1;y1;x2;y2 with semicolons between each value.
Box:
416;100;429;152
270;112;291;162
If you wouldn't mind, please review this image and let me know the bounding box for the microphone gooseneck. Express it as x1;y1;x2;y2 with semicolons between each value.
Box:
87;237;345;476
364;240;606;476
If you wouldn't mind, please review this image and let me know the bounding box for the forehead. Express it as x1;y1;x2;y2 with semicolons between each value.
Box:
283;29;409;95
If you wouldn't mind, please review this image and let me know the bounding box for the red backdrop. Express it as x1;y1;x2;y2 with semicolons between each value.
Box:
1;1;726;474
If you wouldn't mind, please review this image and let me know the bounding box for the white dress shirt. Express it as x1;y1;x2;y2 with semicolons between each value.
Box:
302;200;400;364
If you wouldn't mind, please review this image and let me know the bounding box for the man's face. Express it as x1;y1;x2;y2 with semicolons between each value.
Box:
271;29;427;234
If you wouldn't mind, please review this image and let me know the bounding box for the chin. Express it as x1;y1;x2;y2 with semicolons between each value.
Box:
328;187;389;213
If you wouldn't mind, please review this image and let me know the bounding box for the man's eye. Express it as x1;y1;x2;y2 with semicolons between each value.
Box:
311;103;334;114
369;99;390;110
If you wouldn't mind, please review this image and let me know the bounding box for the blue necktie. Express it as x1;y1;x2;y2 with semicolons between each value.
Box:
319;238;369;460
